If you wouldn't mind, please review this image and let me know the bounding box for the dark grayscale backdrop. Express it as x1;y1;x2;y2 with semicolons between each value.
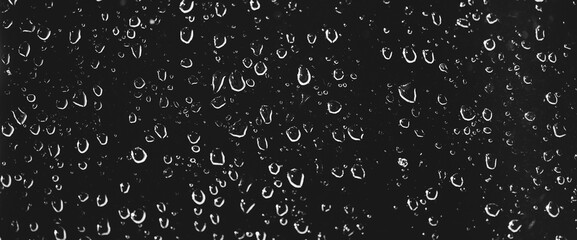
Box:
1;0;576;239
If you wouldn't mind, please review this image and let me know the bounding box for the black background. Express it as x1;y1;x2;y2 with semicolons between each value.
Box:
1;0;577;239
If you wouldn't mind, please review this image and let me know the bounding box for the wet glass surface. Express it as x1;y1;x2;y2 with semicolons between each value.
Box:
1;0;577;239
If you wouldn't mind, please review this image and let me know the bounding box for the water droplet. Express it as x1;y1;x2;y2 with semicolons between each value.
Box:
402;46;417;63
179;0;195;14
129;16;141;28
274;48;287;60
29;222;38;232
211;71;226;93
294;219;309;234
96;194;108;207
131;208;147;224
450;173;463;188
553;123;567;138
485;203;500;217
96;219;111;236
524;111;536;121
508;219;522;233
545;92;558;105
53;225;67;240
438;63;448;73
69;28;81;44
381;47;393;60
93;85;103;97
275;203;289;216
210;148;225;166
78;192;89;202
399;118;410;129
18;41;30;58
192;189;206;205
297;65;312;86
287;168;304;188
398;158;408;168
193;220;206;232
306;33;317;44
2;122;15;137
432;12;442;26
456;18;470;28
37;26;51;41
486;13;498;24
228;70;246;92
460;105;476;121
180;27;194;44
325;28;339;43
249;0;261;11
350;164;365;180
545;201;560;218
120;182;130;194
240;198;255;214
483;38;495;51
425;187;438;201
398;83;417;103
187;131;201;144
12;107;27;125
482;108;492;121
118;206;131;220
1;174;12;188
261;186;274;199
485;153;497;170
327;100;342;114
436;94;448;106
214;197;225;207
76;138;89;154
257;136;269;150
422;49;435;64
535;25;545;41
286;126;301;142
242;58;253;69
215;2;227;17
254;61;268;76
180;58;193;68
154;123;168;139
347;125;364;141
268;163;281;175
407;198;419;211
130;147;148;164
72;90;87;107
259;105;273;124
214;34;227;49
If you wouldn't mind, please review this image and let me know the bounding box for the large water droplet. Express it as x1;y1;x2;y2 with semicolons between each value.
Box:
485;153;497;170
285;126;301;142
12;107;27;125
508;219;522;233
210;148;226;166
297;65;312;86
485;203;500;217
179;0;195;14
327;100;342;114
228;70;246;92
545;201;560;218
130;147;148;164
53;225;67;240
287;168;304;188
398;83;417;104
192;189;206;205
460;105;476;121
